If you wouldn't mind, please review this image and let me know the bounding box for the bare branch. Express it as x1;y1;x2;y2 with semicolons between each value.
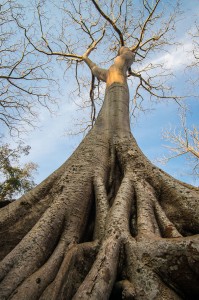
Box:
0;1;60;135
0;0;190;134
160;111;199;177
128;69;183;104
83;29;105;58
10;8;82;61
131;0;161;52
91;0;124;46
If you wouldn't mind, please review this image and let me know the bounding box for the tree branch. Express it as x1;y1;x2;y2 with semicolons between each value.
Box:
130;0;161;52
91;0;124;46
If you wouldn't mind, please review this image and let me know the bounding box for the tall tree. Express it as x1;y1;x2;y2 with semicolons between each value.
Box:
0;1;199;299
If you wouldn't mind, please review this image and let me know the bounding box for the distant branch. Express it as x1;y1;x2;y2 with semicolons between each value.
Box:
128;69;183;104
91;0;124;46
131;0;161;52
160;111;199;176
11;9;82;62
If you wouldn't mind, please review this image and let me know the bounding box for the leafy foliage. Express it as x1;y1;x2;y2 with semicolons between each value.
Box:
0;142;37;201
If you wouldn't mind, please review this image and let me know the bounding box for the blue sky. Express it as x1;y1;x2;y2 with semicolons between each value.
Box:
1;0;199;187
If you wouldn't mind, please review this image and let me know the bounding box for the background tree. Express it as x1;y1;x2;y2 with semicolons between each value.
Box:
161;111;199;178
160;21;199;180
0;142;37;204
0;1;199;300
189;22;199;84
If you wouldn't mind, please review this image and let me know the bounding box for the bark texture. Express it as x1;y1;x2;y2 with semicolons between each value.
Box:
0;48;199;299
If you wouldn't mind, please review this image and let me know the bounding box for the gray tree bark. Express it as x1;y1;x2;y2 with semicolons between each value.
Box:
0;48;199;300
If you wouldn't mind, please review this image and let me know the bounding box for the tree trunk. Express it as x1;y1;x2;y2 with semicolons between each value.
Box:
0;80;199;298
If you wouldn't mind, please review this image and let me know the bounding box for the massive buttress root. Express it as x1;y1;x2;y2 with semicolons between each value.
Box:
0;79;199;299
0;131;198;299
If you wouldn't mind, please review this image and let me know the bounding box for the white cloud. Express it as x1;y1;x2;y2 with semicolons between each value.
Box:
158;43;193;71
